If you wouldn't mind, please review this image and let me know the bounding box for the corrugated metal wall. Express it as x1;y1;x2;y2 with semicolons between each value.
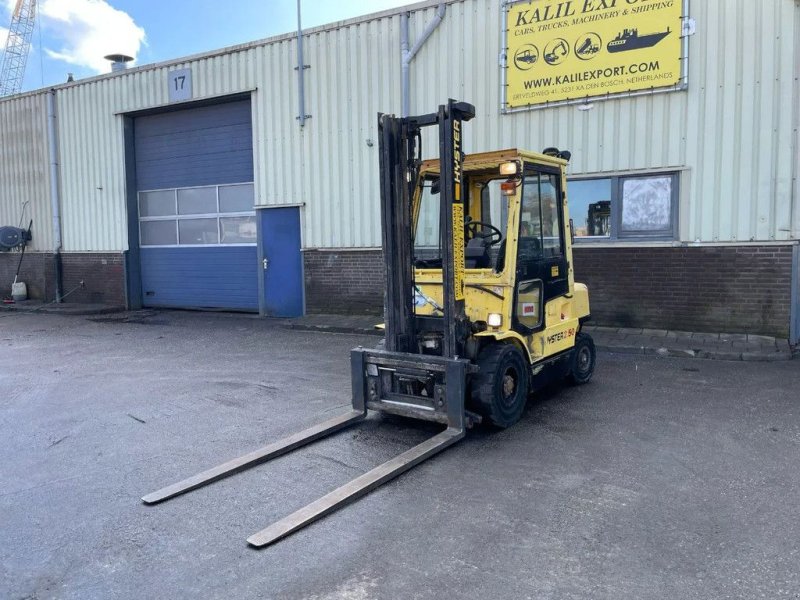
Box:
1;0;797;251
54;48;288;251
0;91;52;251
405;0;798;244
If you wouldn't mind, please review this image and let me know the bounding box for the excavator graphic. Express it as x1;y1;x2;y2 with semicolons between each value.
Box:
544;39;569;65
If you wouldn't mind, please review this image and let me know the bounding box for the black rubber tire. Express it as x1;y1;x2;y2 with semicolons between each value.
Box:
568;332;596;384
471;343;530;428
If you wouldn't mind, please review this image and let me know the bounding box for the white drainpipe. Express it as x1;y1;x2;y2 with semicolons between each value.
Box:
46;89;63;302
401;3;446;117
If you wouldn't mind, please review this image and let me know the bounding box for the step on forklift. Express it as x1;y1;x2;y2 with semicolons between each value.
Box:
143;99;595;548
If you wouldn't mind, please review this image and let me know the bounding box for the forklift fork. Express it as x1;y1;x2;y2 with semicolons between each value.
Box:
143;349;469;548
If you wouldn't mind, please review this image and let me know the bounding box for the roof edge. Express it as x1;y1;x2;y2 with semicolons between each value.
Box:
0;0;462;103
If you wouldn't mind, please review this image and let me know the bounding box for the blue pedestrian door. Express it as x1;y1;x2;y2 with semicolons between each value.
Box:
261;207;303;317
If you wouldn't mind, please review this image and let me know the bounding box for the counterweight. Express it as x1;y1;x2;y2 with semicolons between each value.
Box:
0;0;36;97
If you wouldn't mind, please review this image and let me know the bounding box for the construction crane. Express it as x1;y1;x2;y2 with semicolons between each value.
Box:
0;0;36;97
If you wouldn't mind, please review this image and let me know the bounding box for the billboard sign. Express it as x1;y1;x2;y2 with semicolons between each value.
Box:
503;0;687;111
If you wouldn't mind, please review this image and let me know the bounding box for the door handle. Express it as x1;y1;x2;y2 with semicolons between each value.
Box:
263;258;269;270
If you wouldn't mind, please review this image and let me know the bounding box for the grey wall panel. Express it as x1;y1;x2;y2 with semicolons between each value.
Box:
0;91;52;251
134;100;253;190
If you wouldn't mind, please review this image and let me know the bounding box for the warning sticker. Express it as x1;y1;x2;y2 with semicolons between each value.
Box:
452;202;465;301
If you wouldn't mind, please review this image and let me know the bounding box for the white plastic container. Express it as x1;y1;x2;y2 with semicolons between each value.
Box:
11;280;27;302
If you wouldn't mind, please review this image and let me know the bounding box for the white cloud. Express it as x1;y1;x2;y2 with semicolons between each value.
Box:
39;0;145;73
0;26;8;48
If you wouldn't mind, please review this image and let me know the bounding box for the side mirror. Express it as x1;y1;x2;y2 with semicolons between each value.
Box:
430;178;441;195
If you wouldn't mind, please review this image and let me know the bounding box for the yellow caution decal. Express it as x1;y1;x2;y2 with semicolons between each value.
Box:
452;203;465;301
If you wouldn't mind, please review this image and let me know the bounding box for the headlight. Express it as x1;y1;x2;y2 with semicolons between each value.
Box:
487;313;503;327
500;161;519;176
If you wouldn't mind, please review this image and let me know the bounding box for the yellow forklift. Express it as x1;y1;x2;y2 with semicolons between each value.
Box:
143;100;595;547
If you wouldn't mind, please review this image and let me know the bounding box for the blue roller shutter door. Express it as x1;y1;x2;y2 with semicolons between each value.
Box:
135;100;258;311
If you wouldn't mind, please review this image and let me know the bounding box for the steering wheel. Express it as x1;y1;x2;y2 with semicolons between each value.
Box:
465;220;503;246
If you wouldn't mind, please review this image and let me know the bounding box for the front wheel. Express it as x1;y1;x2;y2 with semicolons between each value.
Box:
568;332;596;384
471;343;530;428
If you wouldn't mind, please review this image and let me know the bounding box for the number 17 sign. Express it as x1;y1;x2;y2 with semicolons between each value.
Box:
168;68;193;102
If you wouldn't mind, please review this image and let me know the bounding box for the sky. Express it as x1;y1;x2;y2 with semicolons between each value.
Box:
0;0;413;93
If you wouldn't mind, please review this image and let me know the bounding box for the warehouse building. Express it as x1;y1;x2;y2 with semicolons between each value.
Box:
0;0;798;341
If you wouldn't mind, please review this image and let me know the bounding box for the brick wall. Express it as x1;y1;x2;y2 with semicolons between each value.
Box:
0;252;53;300
61;253;126;305
304;249;383;315
0;251;126;305
572;245;794;338
304;245;795;337
4;245;794;337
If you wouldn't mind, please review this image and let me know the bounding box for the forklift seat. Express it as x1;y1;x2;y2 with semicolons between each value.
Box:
465;237;492;269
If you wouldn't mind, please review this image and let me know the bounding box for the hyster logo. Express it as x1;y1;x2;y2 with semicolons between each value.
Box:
546;328;576;345
453;119;462;201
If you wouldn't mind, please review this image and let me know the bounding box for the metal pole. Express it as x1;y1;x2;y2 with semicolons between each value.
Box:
791;244;799;346
46;88;63;302
296;0;307;127
401;13;410;118
401;4;446;117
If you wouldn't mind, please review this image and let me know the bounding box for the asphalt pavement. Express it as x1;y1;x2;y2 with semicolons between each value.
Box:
1;310;798;599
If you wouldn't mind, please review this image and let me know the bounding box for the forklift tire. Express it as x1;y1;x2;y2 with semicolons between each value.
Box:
568;333;595;385
471;343;530;429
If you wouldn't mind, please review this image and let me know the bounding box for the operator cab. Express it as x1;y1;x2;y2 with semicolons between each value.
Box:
412;149;573;336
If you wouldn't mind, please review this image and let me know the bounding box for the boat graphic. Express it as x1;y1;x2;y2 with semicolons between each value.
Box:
607;28;671;53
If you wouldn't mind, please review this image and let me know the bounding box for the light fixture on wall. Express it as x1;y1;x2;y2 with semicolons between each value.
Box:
577;101;594;112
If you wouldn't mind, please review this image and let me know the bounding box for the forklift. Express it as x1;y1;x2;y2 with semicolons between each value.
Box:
143;99;595;548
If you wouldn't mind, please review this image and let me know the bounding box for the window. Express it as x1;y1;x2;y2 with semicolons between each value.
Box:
568;173;678;241
413;172;512;271
521;172;564;259
479;180;509;238
138;183;256;247
569;179;611;238
415;178;440;253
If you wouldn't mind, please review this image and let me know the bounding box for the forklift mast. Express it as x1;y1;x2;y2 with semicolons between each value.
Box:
379;99;476;358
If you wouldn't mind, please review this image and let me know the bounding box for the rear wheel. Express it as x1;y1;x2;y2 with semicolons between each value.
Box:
471;343;530;428
568;333;595;384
